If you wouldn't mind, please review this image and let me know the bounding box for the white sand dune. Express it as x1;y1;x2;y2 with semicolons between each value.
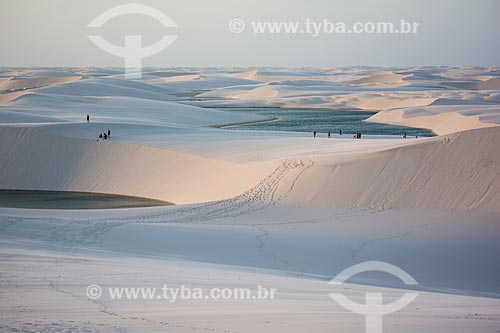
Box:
159;73;201;82
440;79;500;90
338;93;437;110
231;68;259;80
2;122;498;210
2;92;265;129
231;86;280;99
0;75;81;91
33;78;181;101
0;126;276;204
0;109;68;124
0;90;30;104
280;127;500;212
0;70;23;76
155;74;260;91
2;247;498;333
345;71;410;88
0;77;12;86
368;105;500;134
187;68;500;136
1;67;500;333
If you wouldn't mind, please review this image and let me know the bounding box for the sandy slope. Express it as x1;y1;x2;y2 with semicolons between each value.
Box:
2;124;498;210
1;248;498;333
279;127;500;211
0;90;31;103
232;86;280;99
369;110;494;135
1;67;500;333
368;105;500;134
1;67;499;210
345;71;410;88
0;126;274;204
1;67;499;215
0;75;81;91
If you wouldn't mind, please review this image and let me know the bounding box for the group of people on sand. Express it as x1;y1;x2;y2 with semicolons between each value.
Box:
313;129;364;139
313;129;343;138
86;114;111;140
313;129;416;140
99;129;111;140
403;132;419;139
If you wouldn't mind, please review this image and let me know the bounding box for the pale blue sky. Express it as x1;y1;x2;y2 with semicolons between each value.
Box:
1;0;499;67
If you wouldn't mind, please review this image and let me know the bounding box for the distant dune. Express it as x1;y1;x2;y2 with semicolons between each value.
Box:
0;75;81;91
1;67;500;333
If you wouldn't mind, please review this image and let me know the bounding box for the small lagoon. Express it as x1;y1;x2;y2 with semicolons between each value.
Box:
0;190;171;210
220;108;435;137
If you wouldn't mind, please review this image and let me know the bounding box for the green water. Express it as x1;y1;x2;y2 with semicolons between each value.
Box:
220;108;436;137
0;190;171;210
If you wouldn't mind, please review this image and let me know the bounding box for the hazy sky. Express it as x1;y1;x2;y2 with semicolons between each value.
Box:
1;0;499;67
